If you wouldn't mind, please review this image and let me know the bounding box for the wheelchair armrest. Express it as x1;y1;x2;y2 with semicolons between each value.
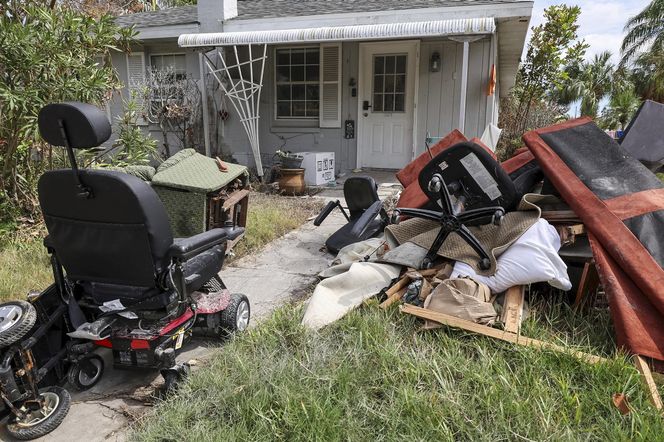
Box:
170;228;229;261
220;225;245;241
314;200;345;226
349;200;383;238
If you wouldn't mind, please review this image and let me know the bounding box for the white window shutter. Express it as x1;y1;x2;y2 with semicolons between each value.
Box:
320;43;341;128
126;52;147;124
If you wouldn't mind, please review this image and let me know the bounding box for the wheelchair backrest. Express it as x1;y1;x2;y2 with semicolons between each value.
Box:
39;170;174;287
37;102;174;288
343;176;379;220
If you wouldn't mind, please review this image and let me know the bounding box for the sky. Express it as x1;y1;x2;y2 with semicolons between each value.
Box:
527;0;651;115
528;0;651;64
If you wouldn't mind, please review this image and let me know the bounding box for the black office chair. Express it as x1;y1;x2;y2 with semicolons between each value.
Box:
392;142;518;270
314;176;389;254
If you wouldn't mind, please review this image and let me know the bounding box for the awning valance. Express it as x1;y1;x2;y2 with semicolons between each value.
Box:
178;17;495;48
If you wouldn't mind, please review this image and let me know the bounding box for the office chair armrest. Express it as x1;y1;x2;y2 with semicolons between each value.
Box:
170;228;231;261
349;200;383;238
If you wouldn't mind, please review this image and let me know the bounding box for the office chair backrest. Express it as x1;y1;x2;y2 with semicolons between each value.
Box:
343;176;380;220
419;142;518;212
38;102;174;288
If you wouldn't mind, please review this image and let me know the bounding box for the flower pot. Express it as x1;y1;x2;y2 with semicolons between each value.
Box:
278;168;306;195
280;155;303;169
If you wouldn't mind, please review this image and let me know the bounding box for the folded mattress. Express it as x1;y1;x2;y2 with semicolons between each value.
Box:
523;118;664;365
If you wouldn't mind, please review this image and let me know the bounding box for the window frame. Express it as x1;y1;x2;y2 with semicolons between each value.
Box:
371;53;408;114
149;52;188;78
273;45;321;121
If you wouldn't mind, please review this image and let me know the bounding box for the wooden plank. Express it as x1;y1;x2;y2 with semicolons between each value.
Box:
222;189;250;210
379;276;411;309
565;224;586;236
634;355;664;411
573;261;600;309
400;304;606;365
379;287;408;309
225;231;246;252
501;286;525;334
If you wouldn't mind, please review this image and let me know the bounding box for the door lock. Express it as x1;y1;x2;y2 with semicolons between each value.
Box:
362;101;372;111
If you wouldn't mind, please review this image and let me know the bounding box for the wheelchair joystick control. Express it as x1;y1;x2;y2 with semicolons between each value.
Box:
492;209;505;226
428;174;443;193
390;210;401;225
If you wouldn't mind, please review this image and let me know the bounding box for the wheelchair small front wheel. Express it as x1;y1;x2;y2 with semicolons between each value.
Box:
6;386;71;440
0;300;36;349
219;293;250;337
68;354;105;391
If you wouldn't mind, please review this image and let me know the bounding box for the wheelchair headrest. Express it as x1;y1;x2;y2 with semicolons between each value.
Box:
38;102;111;149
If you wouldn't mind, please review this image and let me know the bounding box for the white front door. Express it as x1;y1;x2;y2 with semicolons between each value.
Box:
358;41;418;169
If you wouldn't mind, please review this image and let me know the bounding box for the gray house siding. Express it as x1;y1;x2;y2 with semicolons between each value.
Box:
221;41;360;174
416;37;494;156
109;43;203;157
109;38;496;172
222;38;495;173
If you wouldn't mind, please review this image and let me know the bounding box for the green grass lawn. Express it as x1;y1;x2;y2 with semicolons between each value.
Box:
0;193;323;302
130;295;664;441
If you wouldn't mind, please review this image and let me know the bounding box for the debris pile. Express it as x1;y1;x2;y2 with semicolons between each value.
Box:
306;103;664;409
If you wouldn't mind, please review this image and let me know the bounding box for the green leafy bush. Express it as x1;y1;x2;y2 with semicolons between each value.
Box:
0;2;135;224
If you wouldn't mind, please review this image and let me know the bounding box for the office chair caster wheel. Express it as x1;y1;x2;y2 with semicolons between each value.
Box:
0;300;36;349
492;210;505;226
479;258;491;271
6;386;71;440
219;293;250;337
390;210;401;225
68;354;104;391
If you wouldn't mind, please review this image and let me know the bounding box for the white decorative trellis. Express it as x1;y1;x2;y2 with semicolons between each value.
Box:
204;44;267;176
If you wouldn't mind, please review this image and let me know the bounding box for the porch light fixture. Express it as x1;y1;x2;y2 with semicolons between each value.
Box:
430;52;441;72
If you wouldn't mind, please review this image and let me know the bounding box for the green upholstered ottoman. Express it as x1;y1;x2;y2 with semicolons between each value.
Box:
149;149;249;241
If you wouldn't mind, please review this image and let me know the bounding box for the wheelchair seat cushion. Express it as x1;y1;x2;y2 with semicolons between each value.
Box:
81;281;179;311
325;218;384;254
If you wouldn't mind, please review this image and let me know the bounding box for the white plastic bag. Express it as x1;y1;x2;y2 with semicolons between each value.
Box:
451;219;571;293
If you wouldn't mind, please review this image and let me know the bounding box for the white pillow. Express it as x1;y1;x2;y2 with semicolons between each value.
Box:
451;219;572;293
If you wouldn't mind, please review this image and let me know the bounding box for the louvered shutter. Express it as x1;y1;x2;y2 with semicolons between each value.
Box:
126;52;147;124
319;43;342;128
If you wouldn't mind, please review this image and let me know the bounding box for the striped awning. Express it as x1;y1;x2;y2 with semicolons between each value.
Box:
178;17;495;47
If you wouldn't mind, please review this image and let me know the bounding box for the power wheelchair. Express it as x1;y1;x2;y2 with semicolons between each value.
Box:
0;102;250;439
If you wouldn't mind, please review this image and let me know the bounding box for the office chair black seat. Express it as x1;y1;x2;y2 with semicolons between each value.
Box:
314;176;388;254
37;102;239;311
393;141;518;270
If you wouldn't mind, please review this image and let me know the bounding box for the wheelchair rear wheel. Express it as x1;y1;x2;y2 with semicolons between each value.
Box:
6;386;71;440
219;293;250;337
0;300;36;348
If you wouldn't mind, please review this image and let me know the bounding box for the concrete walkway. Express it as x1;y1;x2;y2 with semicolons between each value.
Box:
1;211;346;442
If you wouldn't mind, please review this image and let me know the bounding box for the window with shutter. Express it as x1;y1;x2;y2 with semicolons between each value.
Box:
126;52;147;124
319;43;342;128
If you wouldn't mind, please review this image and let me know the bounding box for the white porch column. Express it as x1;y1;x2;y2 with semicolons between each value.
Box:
450;35;485;135
199;53;211;157
459;40;470;134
